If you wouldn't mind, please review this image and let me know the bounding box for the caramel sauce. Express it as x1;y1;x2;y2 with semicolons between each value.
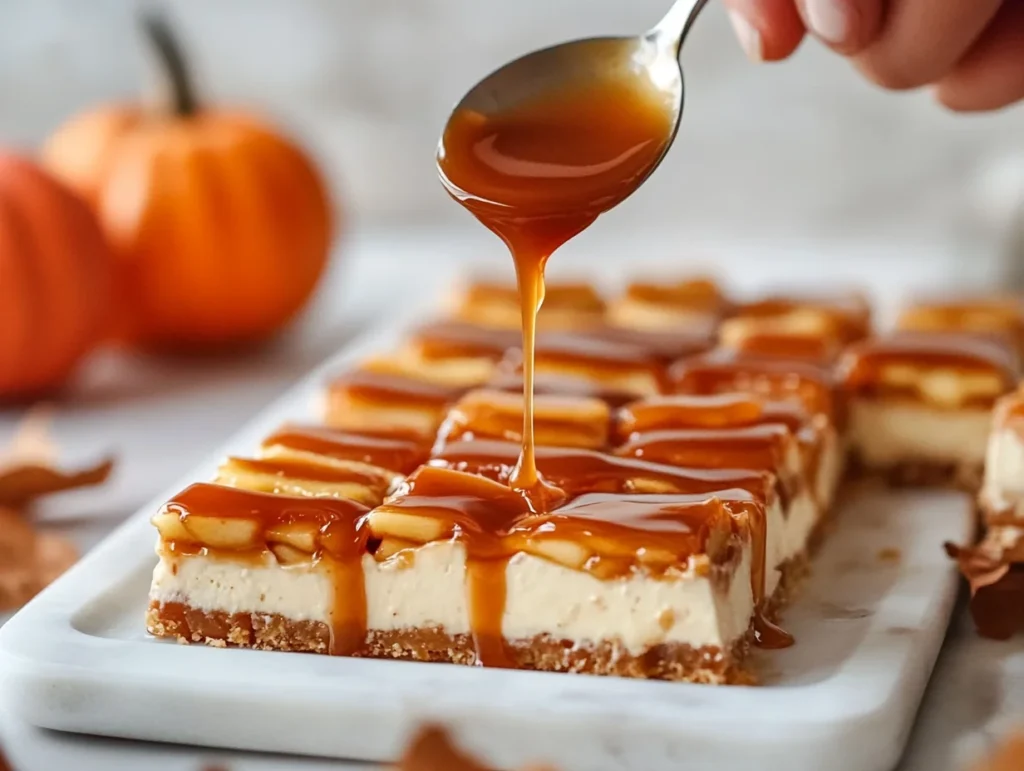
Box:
161;483;371;654
615;394;810;438
410;321;521;362
670;348;839;423
220;456;392;495
485;369;640;409
581;323;715;364
438;74;673;506
735;293;871;344
433;389;610;452
328;369;467;409
262;424;428;475
614;425;799;495
430;439;780;505
456;278;607;328
838;331;1020;400
623;278;727;314
723;330;841;363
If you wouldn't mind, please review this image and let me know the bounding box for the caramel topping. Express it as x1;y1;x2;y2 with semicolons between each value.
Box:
216;456;393;506
897;298;1024;350
838;332;1019;408
734;292;870;343
718;316;842;363
157;483;371;654
575;323;715;364
462;279;603;309
485;369;640;409
614;425;797;484
622;278;727;313
433;389;610;452
329;369;466;408
669;349;838;421
430;439;780;505
409;321;521;363
615;394;810;439
509;492;745;580
262;424;428;474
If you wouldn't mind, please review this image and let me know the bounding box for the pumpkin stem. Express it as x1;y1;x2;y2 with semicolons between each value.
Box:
140;11;197;117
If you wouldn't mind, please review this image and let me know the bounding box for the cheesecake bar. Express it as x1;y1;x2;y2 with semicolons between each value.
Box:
731;291;872;345
897;296;1024;356
717;316;843;363
980;388;1024;521
606;277;728;331
838;331;1019;485
450;277;606;330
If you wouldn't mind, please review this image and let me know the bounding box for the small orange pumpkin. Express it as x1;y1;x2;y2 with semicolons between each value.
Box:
0;153;112;398
43;15;334;349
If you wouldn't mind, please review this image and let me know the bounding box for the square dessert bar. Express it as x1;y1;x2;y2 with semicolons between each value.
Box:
897;296;1024;356
980;388;1024;522
449;277;607;330
606;277;729;331
838;331;1019;485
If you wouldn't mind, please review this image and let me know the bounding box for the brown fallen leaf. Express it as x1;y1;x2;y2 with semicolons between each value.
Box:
0;507;78;613
397;726;557;771
0;406;113;508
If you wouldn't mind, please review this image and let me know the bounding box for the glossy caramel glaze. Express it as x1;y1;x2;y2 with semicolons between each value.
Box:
897;297;1024;353
328;369;468;408
615;394;810;439
838;332;1020;397
614;425;797;487
429;439;780;505
669;349;839;423
262;424;429;475
433;389;610;452
733;292;871;344
409;321;521;362
622;278;728;314
159;482;371;655
485;368;640;409
577;323;715;364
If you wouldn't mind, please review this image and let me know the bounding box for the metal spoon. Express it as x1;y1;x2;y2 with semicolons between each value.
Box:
437;0;710;200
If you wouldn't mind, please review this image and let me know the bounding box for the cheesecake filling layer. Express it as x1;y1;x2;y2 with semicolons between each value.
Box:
150;540;753;655
847;399;992;468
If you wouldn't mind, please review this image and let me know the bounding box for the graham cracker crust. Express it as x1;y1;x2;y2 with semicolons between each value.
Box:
846;455;982;491
147;601;754;684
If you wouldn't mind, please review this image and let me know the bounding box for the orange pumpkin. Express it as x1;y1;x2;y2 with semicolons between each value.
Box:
42;15;334;349
0;153;112;398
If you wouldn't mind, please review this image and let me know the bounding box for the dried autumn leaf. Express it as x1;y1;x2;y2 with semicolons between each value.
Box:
0;406;114;508
0;506;79;612
396;726;559;771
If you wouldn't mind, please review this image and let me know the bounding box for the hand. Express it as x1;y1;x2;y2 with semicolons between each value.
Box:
722;0;1024;111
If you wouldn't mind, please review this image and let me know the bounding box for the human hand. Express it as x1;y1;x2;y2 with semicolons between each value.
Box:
722;0;1024;111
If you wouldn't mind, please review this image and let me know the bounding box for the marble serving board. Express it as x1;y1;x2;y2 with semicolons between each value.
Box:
0;315;974;771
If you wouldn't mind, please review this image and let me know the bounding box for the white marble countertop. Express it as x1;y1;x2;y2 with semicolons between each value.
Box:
2;226;1023;771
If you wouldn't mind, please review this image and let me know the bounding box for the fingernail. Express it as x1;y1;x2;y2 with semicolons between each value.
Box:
804;0;855;44
727;10;764;62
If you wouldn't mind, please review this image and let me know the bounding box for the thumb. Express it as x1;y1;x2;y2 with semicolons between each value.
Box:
722;0;807;62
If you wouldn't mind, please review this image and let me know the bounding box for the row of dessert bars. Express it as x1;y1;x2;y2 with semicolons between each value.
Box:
146;277;1023;683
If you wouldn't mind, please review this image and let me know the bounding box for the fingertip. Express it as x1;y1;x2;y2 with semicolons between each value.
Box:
797;0;884;55
723;0;806;62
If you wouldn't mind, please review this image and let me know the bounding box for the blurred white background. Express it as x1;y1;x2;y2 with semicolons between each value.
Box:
1;0;1023;274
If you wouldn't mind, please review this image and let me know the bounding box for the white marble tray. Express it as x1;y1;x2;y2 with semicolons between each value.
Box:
0;318;974;771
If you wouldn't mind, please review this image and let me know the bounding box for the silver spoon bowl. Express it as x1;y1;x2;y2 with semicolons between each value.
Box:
438;0;710;201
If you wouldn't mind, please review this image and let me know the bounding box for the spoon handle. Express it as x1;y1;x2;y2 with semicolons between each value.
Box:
649;0;711;55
